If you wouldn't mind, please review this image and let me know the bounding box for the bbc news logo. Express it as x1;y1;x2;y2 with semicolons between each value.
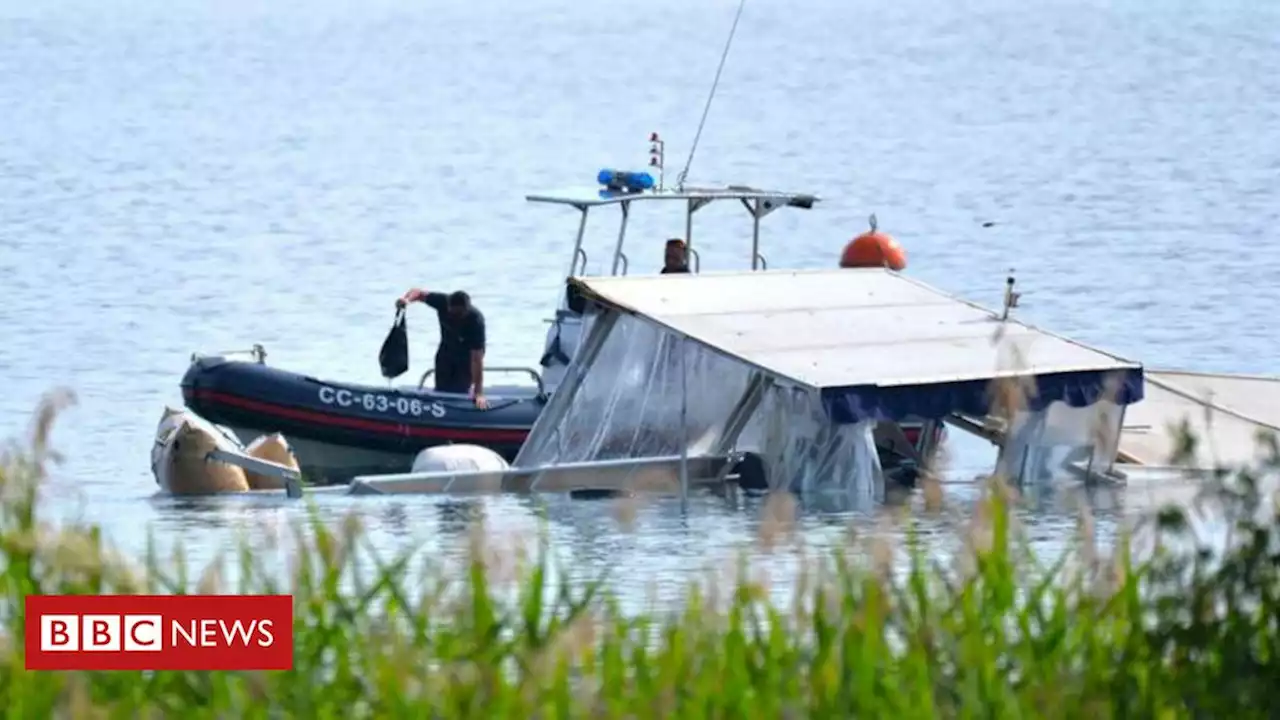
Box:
25;594;293;671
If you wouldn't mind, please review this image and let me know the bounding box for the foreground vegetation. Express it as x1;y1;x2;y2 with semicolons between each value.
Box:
2;388;1279;717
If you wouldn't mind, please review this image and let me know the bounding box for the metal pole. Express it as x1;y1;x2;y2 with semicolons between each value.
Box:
711;372;768;455
686;198;695;248
512;309;619;467
679;335;690;511
1111;404;1128;473
750;198;762;270
610;201;631;276
570;207;590;275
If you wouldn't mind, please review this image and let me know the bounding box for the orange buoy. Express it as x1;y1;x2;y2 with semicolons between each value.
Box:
840;213;907;271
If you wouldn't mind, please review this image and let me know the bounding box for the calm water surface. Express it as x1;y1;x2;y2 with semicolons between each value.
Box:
2;0;1277;605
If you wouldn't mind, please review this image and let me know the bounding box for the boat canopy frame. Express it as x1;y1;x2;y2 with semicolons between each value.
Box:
524;184;820;278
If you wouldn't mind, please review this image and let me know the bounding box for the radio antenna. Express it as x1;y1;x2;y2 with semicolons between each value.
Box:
676;0;749;191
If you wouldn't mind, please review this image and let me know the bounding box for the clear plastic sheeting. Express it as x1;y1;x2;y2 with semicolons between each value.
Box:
518;307;885;500
996;399;1125;483
517;310;755;467
733;384;883;501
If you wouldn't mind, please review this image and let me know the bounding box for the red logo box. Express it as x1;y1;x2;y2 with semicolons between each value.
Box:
25;594;293;671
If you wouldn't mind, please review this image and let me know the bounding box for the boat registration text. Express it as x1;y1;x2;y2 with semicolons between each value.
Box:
317;386;447;418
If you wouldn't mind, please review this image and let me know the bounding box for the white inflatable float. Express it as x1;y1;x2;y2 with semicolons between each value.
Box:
151;406;301;496
410;444;510;474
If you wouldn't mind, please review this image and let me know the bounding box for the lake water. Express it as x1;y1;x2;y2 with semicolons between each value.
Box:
2;0;1277;606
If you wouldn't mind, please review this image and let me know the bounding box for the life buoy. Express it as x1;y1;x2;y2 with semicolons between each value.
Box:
840;214;907;271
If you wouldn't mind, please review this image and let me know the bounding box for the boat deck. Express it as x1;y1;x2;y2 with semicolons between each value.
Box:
1117;370;1280;469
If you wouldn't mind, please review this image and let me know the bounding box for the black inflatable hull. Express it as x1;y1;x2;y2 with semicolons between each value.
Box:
180;357;546;483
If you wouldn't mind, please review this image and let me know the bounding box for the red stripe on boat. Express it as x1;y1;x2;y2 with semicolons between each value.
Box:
187;389;530;443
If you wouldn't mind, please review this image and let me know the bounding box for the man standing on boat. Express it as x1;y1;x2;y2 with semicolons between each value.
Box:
396;288;489;409
660;238;691;274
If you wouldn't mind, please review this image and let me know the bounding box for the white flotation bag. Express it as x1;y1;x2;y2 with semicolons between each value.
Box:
411;444;510;474
151;406;251;495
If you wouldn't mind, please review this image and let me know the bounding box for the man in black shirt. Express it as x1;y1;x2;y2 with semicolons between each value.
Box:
396;288;489;408
660;238;691;274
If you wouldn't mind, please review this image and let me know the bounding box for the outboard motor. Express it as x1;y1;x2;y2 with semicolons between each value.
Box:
539;312;584;392
539;281;590;394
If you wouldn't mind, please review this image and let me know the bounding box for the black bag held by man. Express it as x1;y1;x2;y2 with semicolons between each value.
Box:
378;307;410;380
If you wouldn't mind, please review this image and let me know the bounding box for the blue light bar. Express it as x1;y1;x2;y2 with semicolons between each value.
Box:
597;169;655;193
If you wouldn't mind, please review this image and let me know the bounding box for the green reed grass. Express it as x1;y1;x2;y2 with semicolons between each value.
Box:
2;387;1279;718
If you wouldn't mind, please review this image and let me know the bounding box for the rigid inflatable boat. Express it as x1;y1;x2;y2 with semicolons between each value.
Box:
181;353;546;484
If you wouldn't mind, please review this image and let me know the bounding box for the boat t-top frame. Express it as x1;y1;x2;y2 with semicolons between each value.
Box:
524;133;820;276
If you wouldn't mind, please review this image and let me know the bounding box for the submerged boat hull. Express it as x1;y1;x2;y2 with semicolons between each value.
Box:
180;356;546;484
